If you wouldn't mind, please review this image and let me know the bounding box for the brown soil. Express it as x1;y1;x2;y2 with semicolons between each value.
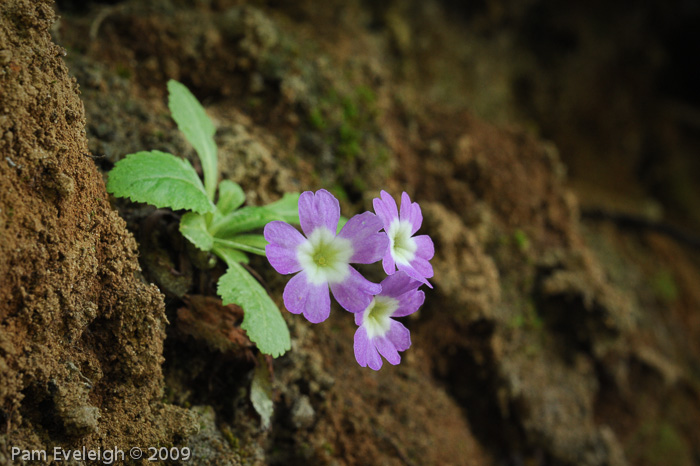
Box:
2;0;699;465
0;0;196;461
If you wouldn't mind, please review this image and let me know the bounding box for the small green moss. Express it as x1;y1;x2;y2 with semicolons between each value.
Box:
508;300;542;331
509;314;525;329
322;441;335;455
341;96;358;121
222;427;239;450
355;85;377;105
309;107;326;129
115;64;131;80
337;122;361;159
513;229;530;252
651;269;678;303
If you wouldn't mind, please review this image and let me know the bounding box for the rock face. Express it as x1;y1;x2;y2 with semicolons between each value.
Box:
0;0;193;456
2;0;699;465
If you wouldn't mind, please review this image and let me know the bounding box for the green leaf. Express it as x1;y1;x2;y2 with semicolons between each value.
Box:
210;206;278;237
228;234;267;250
218;261;291;357
214;237;266;256
213;244;249;265
107;150;215;214
180;212;214;251
167;80;218;200
250;355;274;430
217;180;246;215
337;215;348;234
265;193;300;224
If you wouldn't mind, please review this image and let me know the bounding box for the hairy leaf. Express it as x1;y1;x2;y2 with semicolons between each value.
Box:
218;261;290;357
168;80;218;200
217;180;246;215
227;234;267;251
214;237;266;256
213;244;250;265
210;206;278;237
180;212;214;251
107;150;215;214
265;192;300;224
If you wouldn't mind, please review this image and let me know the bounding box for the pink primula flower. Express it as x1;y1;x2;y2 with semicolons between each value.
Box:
354;272;425;370
373;191;435;287
264;189;388;323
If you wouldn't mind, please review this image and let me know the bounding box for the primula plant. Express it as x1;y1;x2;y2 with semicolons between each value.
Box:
106;80;435;370
265;189;435;370
107;80;296;357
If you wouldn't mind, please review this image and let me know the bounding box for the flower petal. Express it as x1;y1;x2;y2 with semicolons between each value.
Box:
283;272;331;323
381;248;396;275
372;190;399;229
399;192;423;235
264;221;306;274
375;335;401;365
393;289;425;317
386;320;411;352
354;326;383;370
354;309;364;326
398;259;434;288
330;267;381;313
409;256;434;279
350;231;388;264
413;235;435;261
378;271;422;298
266;244;302;274
339;212;388;264
298;189;340;237
264;220;305;248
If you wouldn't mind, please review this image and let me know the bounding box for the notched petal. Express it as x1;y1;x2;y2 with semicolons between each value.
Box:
393;289;425;317
299;189;340;237
375;336;401;365
282;272;331;323
330;267;381;313
266;244;302;275
373;190;398;228
413;235;435;260
399;192;423;235
264;221;305;247
378;271;422;298
382;248;396;275
387;320;411;352
339;212;388;264
398;262;433;288
351;233;389;264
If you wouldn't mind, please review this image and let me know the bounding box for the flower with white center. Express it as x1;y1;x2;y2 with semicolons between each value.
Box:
373;191;435;287
264;189;388;323
354;272;425;370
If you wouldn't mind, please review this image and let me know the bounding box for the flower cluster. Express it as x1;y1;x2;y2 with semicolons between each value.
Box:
264;189;434;370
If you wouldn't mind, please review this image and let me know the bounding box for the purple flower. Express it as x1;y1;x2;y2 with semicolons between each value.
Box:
354;272;425;370
373;191;435;287
264;189;388;323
